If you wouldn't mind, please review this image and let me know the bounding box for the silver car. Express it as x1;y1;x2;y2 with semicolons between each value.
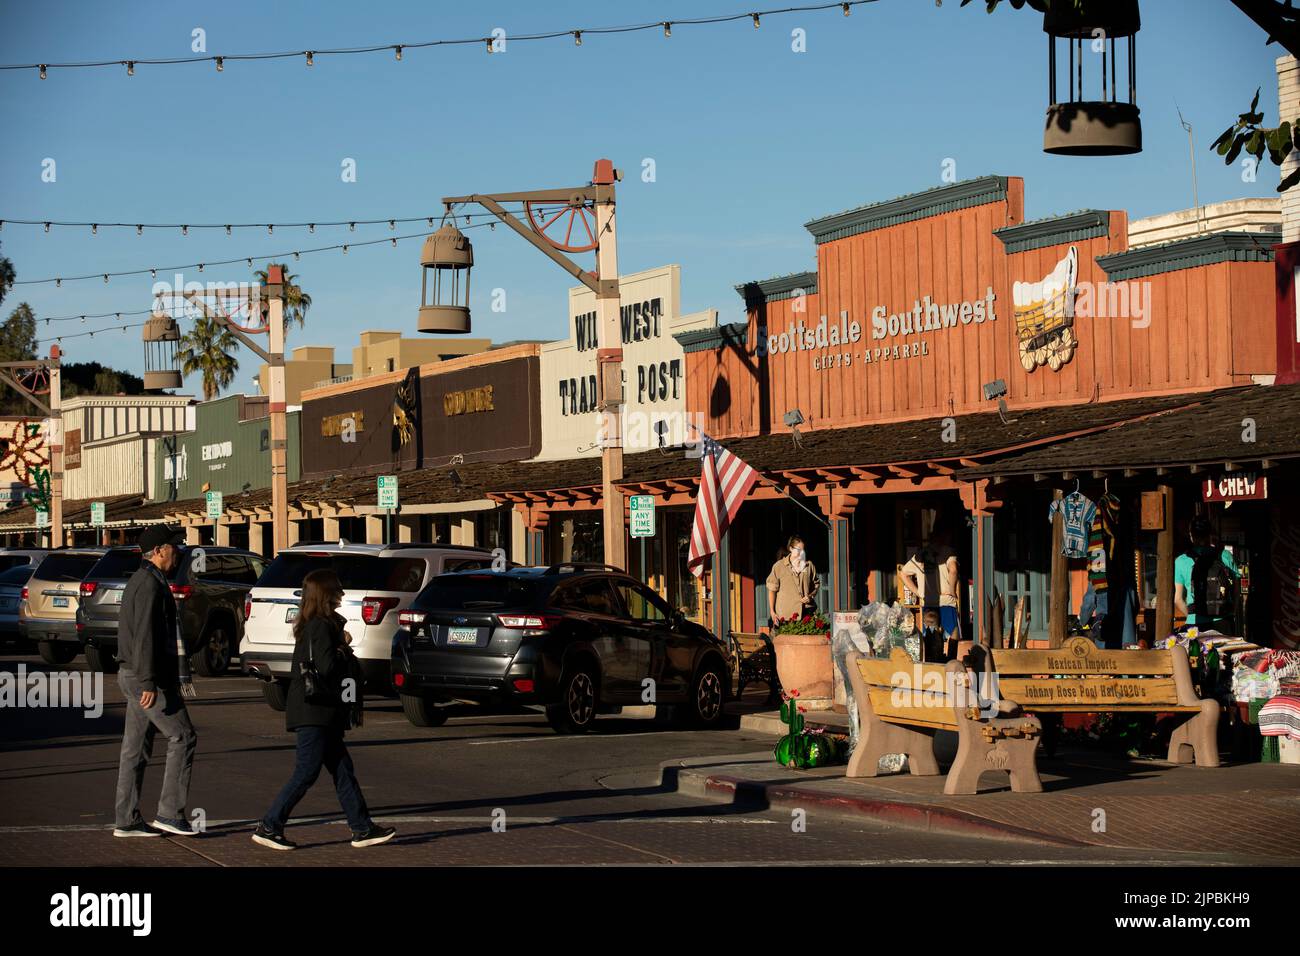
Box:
0;564;35;645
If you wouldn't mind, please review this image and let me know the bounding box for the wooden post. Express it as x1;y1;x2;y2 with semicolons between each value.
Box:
1049;488;1067;648
1155;483;1175;641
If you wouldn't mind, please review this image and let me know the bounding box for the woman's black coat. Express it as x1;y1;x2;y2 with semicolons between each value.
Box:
284;613;353;731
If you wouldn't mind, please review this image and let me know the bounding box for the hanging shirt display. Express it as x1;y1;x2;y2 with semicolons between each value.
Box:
1048;491;1097;558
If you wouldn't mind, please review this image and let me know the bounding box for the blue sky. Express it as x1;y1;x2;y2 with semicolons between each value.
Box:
0;0;1282;397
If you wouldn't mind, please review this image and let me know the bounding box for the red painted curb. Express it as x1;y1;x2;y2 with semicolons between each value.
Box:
700;774;1089;848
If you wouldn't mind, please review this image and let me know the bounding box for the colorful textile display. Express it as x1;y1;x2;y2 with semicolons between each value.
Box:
1258;696;1300;740
1232;649;1300;703
1048;491;1097;558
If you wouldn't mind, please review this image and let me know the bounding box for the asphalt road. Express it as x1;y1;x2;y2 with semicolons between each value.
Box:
0;650;1253;866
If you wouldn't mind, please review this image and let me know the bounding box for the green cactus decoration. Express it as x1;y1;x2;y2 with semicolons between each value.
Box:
774;697;846;769
24;466;51;514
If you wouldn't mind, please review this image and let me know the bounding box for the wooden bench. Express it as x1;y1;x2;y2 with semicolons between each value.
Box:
730;631;780;703
981;636;1221;772
845;647;1043;794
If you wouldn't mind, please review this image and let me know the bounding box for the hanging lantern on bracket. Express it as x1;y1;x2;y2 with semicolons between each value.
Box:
417;224;473;333
1043;1;1142;156
142;312;183;391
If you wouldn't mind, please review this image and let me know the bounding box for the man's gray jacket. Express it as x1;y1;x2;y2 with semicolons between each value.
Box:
115;563;179;693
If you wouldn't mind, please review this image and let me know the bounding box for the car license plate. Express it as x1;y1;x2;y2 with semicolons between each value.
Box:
53;597;69;608
0;598;12;610
105;590;123;604
447;626;477;646
285;607;299;623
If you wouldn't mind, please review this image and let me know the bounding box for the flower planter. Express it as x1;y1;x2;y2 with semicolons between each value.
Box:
773;632;834;709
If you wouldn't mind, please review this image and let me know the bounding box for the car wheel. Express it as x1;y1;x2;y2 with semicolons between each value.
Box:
38;641;77;667
401;693;449;728
683;661;727;728
261;679;289;711
84;644;119;674
190;625;232;677
545;666;598;734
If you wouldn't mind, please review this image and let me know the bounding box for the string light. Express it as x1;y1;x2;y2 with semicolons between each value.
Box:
574;31;583;46
267;224;273;235
182;225;188;236
394;45;402;60
664;22;672;36
126;60;135;76
305;51;314;66
43;222;50;232
136;225;142;235
485;37;494;54
91;223;97;235
842;2;851;12
38;64;46;79
752;13;761;27
215;56;223;72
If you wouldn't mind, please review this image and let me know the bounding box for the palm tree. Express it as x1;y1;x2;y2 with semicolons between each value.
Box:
254;263;312;335
177;315;240;401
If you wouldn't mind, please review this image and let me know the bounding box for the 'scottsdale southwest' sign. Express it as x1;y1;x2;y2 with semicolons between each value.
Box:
1202;472;1268;502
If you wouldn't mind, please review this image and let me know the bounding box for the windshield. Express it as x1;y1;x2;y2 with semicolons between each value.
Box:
0;564;34;585
257;553;428;592
416;573;543;610
33;553;102;583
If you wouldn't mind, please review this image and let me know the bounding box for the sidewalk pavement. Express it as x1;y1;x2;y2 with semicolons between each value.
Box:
674;715;1300;861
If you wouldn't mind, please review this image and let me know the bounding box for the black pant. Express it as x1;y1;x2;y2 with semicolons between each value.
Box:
262;723;372;836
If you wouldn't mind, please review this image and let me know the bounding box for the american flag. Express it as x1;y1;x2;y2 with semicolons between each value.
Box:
687;433;761;578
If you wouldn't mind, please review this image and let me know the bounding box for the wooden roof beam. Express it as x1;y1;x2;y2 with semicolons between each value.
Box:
888;464;919;479
926;462;956;476
849;466;881;481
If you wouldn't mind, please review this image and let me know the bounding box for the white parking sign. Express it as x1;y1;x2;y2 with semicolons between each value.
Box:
205;491;223;519
378;475;399;509
630;495;655;538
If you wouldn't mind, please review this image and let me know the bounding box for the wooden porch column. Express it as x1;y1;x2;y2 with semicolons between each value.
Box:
515;503;550;566
1049;488;1067;648
819;489;858;612
215;520;231;547
185;524;201;546
249;521;266;557
960;479;999;647
1155;483;1175;641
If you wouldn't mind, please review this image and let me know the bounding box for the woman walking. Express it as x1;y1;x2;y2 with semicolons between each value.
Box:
252;569;395;850
766;535;821;626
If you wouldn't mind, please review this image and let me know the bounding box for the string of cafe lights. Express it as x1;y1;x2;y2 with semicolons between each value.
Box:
13;216;509;287
1;2;874;77
36;319;148;346
0;211;505;235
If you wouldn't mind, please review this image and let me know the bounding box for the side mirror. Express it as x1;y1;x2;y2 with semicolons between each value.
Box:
671;609;686;628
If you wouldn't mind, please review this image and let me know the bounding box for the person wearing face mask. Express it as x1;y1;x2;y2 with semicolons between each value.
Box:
766;536;820;626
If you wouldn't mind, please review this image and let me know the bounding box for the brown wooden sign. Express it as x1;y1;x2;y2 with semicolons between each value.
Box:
64;428;82;470
998;676;1178;707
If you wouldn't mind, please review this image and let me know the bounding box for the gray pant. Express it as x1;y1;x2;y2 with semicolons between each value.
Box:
114;671;198;828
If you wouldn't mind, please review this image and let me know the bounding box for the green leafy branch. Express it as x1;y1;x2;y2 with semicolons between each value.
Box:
1212;87;1300;191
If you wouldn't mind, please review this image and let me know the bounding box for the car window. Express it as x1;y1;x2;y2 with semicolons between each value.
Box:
551;576;618;616
418;573;541;610
33;553;102;583
257;553;428;592
193;553;230;582
616;582;671;623
443;557;492;573
0;564;34;584
225;555;260;585
90;549;142;579
0;555;32;573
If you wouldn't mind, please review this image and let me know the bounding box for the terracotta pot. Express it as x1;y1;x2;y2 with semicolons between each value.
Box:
773;632;833;703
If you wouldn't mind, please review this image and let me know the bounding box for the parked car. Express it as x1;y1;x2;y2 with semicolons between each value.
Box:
76;545;267;675
390;564;732;733
18;548;108;665
0;564;36;646
0;548;48;574
240;542;498;711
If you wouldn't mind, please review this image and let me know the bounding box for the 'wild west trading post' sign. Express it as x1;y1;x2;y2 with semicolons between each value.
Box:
1202;472;1268;502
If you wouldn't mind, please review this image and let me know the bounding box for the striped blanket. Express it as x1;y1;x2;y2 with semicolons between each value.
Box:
1258;695;1300;741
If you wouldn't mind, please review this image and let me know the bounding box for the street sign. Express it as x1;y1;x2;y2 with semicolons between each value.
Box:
1202;472;1268;502
630;495;655;538
35;509;49;528
90;502;105;527
205;490;223;519
378;475;399;510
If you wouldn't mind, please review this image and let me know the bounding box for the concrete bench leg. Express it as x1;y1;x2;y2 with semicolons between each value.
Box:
945;714;1044;796
846;720;940;778
1167;699;1221;768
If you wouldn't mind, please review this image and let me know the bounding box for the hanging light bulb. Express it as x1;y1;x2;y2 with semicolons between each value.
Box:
293;251;300;260
103;274;109;283
81;316;85;324
225;225;231;236
663;22;672;37
306;51;314;66
198;263;204;273
574;31;582;46
91;224;98;235
136;225;143;236
752;13;761;28
215;56;224;72
490;222;496;231
349;222;355;231
394;45;402;61
342;245;349;255
842;2;851;14
389;220;395;230
44;222;50;233
391;237;397;247
56;278;61;288
151;269;157;278
268;224;273;235
247;258;252;267
485;37;494;54
126;61;135;76
309;223;315;233
182;225;188;236
465;215;471;226
39;64;47;79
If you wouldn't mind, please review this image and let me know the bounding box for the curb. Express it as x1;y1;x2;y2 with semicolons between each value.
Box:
673;765;1089;848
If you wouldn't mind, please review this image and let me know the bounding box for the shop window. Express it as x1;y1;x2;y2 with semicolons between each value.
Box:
993;493;1052;643
616;582;671;623
548;512;603;566
551;576;618;616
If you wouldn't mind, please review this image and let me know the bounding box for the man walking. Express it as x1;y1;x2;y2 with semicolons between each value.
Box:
112;525;200;838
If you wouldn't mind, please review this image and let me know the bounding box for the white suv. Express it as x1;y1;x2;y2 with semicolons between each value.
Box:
240;542;497;711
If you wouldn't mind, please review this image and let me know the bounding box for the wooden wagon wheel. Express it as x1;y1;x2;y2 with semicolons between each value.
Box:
16;366;50;396
525;196;599;253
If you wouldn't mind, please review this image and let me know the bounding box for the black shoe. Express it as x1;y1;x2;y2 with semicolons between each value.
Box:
113;821;161;838
251;824;296;851
151;816;198;836
351;824;396;848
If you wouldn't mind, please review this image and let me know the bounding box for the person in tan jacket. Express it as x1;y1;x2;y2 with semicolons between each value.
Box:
766;536;820;626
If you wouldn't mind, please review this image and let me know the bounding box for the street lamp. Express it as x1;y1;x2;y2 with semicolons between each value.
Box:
142;312;183;391
436;159;627;569
418;224;474;333
1043;0;1142;156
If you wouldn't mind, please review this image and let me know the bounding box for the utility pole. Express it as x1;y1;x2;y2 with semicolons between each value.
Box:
264;267;290;554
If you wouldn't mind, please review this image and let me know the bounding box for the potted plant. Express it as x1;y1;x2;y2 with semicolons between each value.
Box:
772;613;833;707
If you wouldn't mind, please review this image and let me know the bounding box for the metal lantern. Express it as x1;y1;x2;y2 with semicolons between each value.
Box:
142;312;183;391
418;224;473;333
1043;1;1141;156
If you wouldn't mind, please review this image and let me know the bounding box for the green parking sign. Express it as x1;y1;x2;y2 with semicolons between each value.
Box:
205;490;223;519
377;475;399;509
90;502;105;527
630;495;655;538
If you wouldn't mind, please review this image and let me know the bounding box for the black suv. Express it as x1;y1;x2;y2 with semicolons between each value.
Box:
391;564;732;734
77;545;266;676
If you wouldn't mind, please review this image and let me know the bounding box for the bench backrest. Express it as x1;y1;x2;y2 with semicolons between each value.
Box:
854;646;960;730
989;636;1191;709
731;632;770;656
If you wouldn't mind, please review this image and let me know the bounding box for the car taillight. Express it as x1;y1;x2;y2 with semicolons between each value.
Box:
170;584;193;600
20;587;28;601
393;672;406;688
397;610;427;628
244;594;253;619
512;678;535;693
80;581;98;598
361;596;400;625
495;613;560;631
